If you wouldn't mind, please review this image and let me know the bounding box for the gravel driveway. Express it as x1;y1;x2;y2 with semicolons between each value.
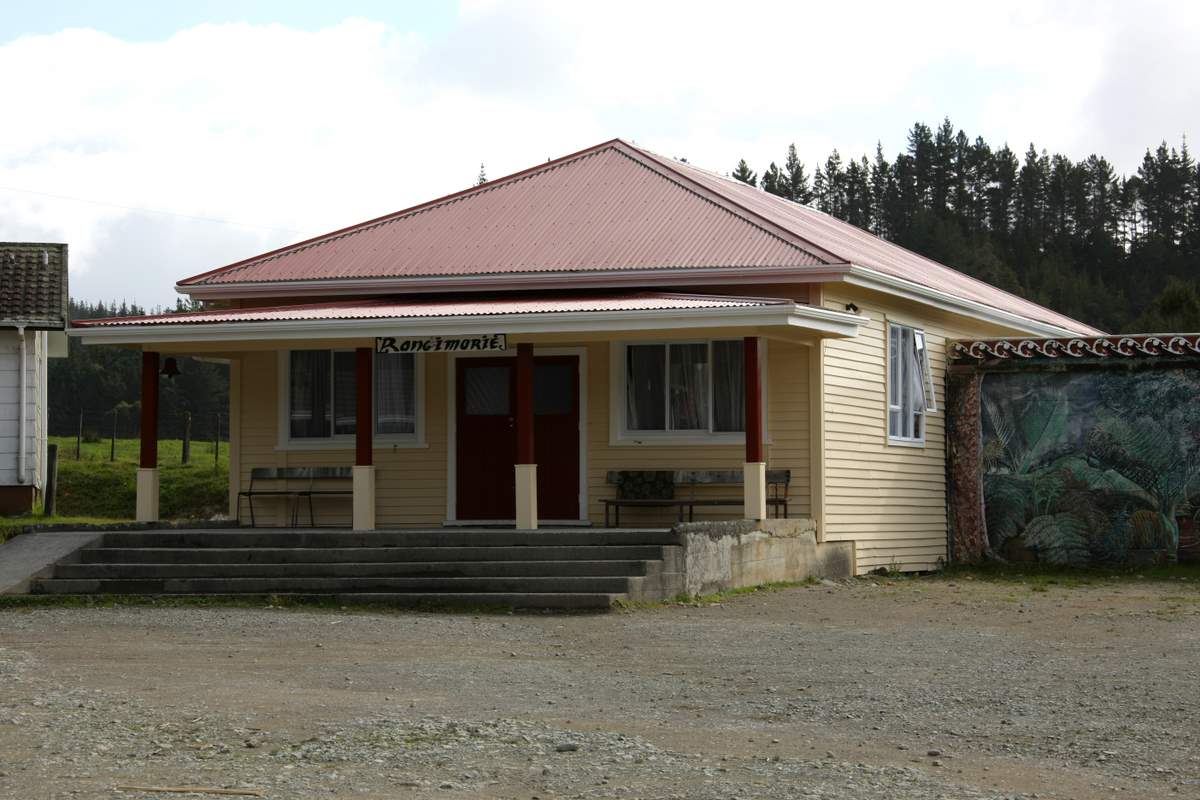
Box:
1;575;1197;799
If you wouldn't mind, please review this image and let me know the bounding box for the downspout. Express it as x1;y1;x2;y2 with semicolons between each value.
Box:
16;324;27;484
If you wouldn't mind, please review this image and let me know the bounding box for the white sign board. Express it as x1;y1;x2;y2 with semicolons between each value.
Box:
375;334;508;354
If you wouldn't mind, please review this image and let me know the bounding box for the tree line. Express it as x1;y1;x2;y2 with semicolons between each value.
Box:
730;119;1200;333
48;299;230;443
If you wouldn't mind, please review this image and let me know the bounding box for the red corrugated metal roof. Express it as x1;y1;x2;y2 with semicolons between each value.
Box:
175;138;1099;335
73;292;788;327
180;142;822;287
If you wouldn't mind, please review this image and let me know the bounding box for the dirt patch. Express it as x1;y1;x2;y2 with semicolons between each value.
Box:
1;576;1197;798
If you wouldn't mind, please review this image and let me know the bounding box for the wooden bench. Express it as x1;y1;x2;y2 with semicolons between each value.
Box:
602;469;790;527
236;467;353;528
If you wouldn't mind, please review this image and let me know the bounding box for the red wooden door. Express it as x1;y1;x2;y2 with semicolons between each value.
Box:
532;356;580;520
455;355;580;521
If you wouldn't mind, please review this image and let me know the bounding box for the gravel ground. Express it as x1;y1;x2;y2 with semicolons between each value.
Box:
0;575;1198;799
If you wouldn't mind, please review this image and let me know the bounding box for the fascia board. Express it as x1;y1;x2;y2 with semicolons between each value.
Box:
843;265;1096;338
70;304;866;346
175;264;853;300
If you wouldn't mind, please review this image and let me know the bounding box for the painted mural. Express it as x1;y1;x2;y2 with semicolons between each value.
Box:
981;368;1200;565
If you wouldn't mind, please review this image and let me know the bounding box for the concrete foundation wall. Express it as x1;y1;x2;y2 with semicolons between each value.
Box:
674;519;855;597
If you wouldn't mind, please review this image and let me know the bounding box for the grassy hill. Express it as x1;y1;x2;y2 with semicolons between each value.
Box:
46;437;229;520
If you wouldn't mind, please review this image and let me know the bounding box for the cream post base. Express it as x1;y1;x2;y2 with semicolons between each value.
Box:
515;464;538;530
743;461;767;521
352;465;376;531
136;467;160;523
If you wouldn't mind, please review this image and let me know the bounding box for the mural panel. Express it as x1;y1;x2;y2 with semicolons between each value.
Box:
981;368;1200;565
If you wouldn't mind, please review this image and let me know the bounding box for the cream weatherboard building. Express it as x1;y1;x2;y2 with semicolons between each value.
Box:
74;139;1100;574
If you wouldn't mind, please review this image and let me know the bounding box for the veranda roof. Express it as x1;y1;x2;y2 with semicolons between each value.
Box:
72;292;866;345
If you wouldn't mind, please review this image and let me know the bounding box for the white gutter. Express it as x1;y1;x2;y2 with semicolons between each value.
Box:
176;264;854;300
71;303;869;346
842;265;1102;338
15;325;26;484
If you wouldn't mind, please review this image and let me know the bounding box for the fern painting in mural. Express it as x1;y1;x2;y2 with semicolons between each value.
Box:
981;369;1200;565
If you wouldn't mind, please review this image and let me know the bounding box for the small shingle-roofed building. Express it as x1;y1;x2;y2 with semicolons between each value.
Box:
0;243;69;513
71;139;1101;574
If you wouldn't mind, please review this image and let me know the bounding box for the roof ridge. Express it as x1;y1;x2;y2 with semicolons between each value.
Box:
618;142;849;264
607;141;844;266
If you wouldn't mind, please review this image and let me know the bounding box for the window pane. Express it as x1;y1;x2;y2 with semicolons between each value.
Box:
289;350;330;438
465;366;510;415
668;343;708;430
888;326;900;408
626;345;665;430
375;353;415;435
332;351;357;436
712;340;744;432
888;323;927;441
534;363;573;416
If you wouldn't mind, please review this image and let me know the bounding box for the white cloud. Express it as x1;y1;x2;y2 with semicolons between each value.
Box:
0;1;1196;306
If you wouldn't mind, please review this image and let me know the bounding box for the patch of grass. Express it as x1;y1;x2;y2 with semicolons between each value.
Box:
53;458;226;520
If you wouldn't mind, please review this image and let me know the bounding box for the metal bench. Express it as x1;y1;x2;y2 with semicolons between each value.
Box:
602;469;790;527
236;467;353;527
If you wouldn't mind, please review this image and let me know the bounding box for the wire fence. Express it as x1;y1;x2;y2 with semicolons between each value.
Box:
55;407;228;465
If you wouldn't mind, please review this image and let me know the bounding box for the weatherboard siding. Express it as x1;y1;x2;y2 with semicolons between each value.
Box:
233;350;449;528
0;330;46;489
230;337;811;528
584;340;811;526
819;285;1020;572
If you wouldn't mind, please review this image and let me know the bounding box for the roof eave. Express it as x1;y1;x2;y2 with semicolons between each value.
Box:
842;265;1103;338
175;264;854;300
70;303;867;346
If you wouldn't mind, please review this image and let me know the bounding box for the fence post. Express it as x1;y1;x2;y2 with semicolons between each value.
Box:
110;407;118;462
182;411;191;464
44;443;58;517
214;413;220;468
76;409;83;460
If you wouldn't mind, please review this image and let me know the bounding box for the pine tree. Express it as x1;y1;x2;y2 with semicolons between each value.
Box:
732;159;757;187
907;122;935;205
818;150;846;217
843;156;873;228
930;117;956;215
870;144;893;237
476;163;488;185
964;136;993;235
1017;144;1050;251
784;144;813;204
989;144;1019;241
761;162;786;197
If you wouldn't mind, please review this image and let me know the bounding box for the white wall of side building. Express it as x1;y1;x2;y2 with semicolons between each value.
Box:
0;329;48;490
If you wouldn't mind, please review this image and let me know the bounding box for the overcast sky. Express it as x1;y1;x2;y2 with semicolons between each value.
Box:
2;0;1197;307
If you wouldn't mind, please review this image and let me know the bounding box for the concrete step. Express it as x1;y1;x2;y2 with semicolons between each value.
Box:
77;545;675;564
53;560;655;580
97;529;681;549
30;575;636;595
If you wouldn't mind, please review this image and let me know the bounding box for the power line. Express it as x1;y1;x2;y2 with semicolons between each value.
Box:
0;184;303;235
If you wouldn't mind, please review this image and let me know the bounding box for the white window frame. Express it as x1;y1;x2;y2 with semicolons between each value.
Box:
276;350;426;451
886;322;936;446
609;339;767;446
